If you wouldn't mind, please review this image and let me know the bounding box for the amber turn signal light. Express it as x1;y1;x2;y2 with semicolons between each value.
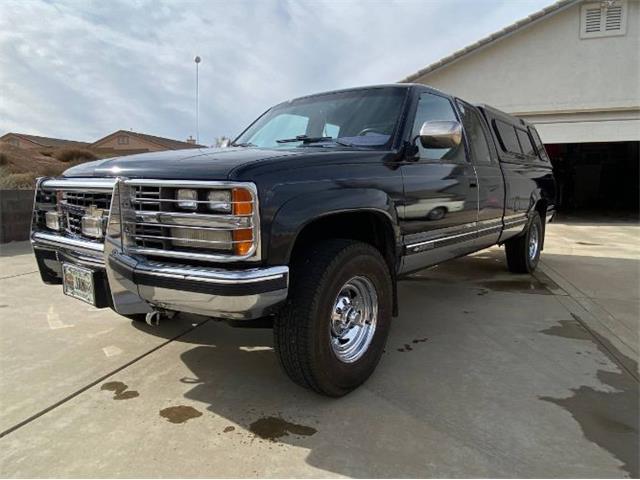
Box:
233;228;254;256
232;188;253;216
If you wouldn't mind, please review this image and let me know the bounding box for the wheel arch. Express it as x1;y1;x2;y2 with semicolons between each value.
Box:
267;189;401;315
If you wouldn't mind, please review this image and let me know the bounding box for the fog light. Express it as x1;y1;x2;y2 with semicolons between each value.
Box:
81;214;104;239
207;190;231;213
45;211;61;231
176;189;198;210
170;227;232;249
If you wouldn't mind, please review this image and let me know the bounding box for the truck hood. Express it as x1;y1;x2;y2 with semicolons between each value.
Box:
63;147;301;180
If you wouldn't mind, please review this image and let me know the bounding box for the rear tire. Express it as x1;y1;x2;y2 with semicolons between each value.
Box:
505;212;543;273
274;239;393;397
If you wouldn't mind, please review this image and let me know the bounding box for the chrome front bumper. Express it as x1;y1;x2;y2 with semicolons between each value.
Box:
32;229;288;320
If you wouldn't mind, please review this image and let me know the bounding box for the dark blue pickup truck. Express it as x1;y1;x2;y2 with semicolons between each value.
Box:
31;84;555;396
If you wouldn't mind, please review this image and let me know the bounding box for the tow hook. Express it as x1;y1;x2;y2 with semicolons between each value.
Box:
145;309;176;326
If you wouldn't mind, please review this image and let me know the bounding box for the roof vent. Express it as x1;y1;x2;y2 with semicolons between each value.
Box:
581;0;627;38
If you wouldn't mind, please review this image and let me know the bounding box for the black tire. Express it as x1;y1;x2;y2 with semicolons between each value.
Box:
274;239;393;397
505;212;543;273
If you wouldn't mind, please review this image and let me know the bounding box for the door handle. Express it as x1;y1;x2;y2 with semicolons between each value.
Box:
469;182;478;188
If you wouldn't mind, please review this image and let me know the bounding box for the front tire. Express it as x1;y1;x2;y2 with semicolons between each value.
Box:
274;239;392;397
505;212;543;273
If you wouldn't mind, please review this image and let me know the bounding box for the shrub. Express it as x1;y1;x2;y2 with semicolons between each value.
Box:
55;148;97;163
0;167;37;189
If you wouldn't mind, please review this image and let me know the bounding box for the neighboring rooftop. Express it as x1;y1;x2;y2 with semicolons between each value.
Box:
400;0;579;82
91;130;205;150
0;132;90;149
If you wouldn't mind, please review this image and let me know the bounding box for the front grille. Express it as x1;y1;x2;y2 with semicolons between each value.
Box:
131;185;161;212
32;178;260;263
65;208;84;235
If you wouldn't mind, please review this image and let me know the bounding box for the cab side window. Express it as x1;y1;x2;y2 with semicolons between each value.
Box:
412;93;464;162
456;101;493;164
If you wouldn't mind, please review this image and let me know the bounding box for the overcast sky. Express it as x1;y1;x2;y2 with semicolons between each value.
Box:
0;0;554;145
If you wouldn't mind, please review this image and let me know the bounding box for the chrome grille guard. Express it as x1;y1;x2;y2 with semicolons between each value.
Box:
32;177;288;320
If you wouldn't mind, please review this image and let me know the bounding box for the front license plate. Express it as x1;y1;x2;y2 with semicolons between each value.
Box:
62;263;95;305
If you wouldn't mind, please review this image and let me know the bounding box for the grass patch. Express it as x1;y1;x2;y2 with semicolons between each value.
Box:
55;148;97;163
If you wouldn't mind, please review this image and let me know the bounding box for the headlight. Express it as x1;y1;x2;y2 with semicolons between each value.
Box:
207;190;231;213
176;189;198;210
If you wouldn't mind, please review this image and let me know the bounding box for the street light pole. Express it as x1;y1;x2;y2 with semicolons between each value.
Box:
194;56;201;144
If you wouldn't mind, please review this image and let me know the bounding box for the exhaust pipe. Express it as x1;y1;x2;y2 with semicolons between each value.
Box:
145;310;162;326
145;309;177;326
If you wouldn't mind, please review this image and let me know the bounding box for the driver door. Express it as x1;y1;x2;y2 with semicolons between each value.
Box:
399;91;479;274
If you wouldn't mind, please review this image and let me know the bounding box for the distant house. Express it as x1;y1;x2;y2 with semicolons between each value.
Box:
90;130;205;154
0;133;90;150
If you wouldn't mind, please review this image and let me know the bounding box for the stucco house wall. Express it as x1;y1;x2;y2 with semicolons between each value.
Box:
406;0;640;143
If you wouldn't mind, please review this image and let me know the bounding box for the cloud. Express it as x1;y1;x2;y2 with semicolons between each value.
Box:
0;0;554;144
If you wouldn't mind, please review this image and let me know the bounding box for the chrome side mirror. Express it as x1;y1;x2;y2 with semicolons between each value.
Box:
418;121;462;149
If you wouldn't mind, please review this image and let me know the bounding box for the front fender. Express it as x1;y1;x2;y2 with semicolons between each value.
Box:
265;188;400;265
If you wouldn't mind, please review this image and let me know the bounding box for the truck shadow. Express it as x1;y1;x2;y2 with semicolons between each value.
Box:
131;249;638;477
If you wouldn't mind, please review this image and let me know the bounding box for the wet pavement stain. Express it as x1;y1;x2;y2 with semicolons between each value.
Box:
479;278;552;295
398;338;428;352
223;426;235;433
540;317;639;477
159;405;203;424
249;416;317;441
100;381;139;400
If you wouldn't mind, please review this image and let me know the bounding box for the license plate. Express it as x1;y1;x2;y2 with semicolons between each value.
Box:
62;263;95;305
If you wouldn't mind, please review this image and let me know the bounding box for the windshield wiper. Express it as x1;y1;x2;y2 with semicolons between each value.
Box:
230;141;256;147
276;135;333;144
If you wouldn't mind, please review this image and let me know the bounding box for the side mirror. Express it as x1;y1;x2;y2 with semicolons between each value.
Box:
418;121;462;149
219;138;231;148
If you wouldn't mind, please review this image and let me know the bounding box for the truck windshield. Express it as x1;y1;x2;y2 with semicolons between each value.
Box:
234;88;408;149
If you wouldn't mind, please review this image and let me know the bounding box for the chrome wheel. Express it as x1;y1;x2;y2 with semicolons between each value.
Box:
528;222;539;261
330;276;378;363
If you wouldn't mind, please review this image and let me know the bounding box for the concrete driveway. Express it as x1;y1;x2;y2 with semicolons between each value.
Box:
0;221;637;478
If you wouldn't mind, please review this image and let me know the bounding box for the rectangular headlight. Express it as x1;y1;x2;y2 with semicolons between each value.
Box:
207;190;231;213
170;227;232;250
45;211;61;231
176;189;198;210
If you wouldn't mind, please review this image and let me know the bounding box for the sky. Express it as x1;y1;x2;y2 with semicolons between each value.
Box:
0;0;556;145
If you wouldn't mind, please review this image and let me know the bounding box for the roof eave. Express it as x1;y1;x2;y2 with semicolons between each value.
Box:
400;0;581;83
